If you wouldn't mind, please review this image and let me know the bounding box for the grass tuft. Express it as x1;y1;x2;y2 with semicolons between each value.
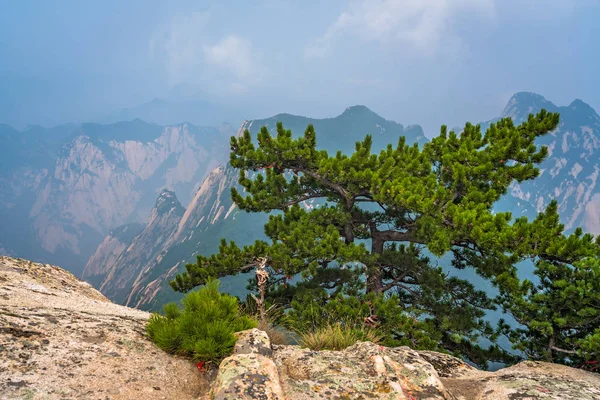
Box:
298;322;383;351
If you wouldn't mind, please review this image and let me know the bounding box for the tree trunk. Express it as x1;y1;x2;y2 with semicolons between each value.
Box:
253;258;269;325
547;334;555;362
366;234;384;293
344;221;354;244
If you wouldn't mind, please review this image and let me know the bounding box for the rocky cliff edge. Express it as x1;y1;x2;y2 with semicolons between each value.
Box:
2;256;600;399
0;256;208;399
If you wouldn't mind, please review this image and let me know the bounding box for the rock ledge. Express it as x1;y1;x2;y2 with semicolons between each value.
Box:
212;331;600;399
0;256;208;400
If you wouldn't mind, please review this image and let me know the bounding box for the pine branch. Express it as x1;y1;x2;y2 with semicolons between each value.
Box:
551;345;578;355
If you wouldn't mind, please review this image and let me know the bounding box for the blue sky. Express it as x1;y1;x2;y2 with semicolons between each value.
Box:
1;0;599;135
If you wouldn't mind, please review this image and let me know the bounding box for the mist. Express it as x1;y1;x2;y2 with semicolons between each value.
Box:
1;0;599;135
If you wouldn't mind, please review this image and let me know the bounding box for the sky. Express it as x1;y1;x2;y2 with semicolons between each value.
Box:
1;0;599;136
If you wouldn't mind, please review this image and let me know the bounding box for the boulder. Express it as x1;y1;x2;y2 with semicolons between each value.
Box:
273;342;453;399
210;328;285;400
436;358;600;400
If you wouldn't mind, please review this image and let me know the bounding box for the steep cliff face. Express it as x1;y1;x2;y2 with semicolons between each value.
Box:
0;120;233;275
500;92;600;234
81;223;145;287
170;165;240;246
123;165;245;310
84;166;240;309
98;190;185;304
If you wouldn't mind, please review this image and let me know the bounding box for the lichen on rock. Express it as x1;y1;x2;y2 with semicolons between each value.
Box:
0;256;209;400
3;256;600;400
211;328;600;400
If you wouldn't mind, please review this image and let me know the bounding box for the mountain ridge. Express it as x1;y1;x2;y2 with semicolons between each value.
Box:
87;92;600;311
498;92;600;234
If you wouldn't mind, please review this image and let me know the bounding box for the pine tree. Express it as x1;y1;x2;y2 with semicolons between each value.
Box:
498;206;600;367
147;279;256;364
499;256;600;368
171;110;599;368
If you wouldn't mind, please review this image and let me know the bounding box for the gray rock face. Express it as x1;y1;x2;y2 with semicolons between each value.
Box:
0;256;209;399
500;92;600;235
211;329;600;400
81;222;145;287
96;190;186;304
418;351;600;400
87;163;243;309
0;121;231;275
84;166;238;308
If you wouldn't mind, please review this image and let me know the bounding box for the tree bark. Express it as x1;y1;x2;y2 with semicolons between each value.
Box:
344;221;355;244
366;230;384;293
252;258;269;325
547;334;555;362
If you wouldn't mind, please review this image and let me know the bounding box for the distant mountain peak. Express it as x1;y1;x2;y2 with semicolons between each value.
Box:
340;105;377;118
510;91;549;102
154;190;184;216
568;98;596;113
500;92;599;127
501;92;557;121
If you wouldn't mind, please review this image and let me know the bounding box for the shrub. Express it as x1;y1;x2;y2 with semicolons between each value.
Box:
146;279;256;364
298;322;383;351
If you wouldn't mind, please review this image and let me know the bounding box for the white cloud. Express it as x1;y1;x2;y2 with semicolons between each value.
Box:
203;35;263;85
149;12;264;94
305;0;496;59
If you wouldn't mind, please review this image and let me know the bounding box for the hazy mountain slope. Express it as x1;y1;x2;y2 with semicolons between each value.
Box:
102;98;246;129
91;105;427;309
244;104;428;152
98;190;185;304
125;165;261;310
0;120;233;275
82;222;145;288
0;124;79;263
499;92;600;234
